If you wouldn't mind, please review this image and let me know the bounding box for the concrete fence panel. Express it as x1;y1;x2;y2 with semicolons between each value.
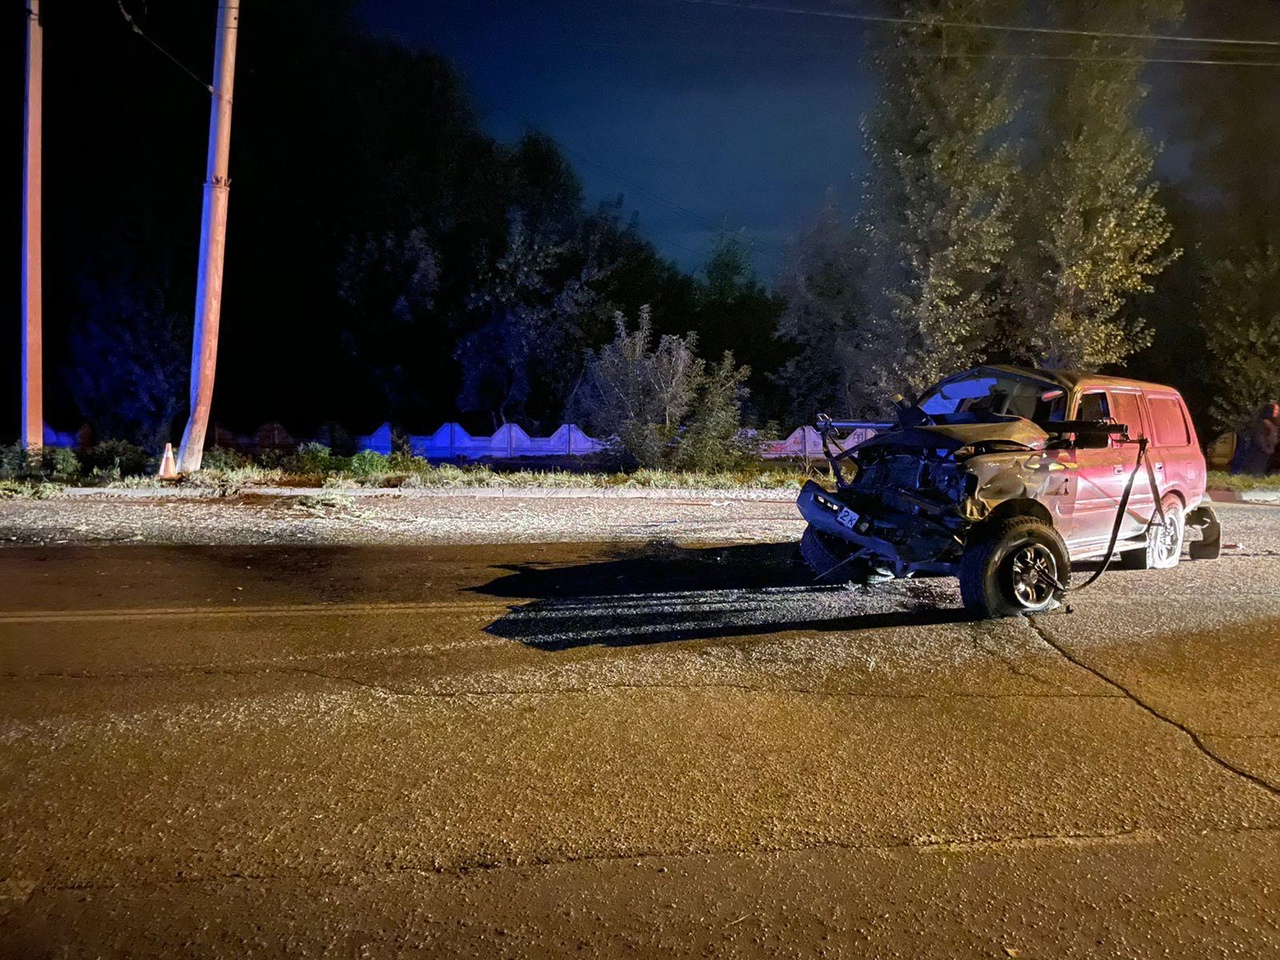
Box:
40;421;878;461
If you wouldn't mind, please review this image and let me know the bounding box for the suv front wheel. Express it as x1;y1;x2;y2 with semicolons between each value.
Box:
959;517;1070;618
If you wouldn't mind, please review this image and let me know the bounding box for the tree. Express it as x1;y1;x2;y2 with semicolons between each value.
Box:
1007;0;1181;371
670;351;753;472
337;227;440;423
1169;2;1280;430
691;235;787;419
1199;245;1280;433
1178;2;1280;255
581;196;700;339
859;0;1020;399
774;195;878;419
455;221;603;430
67;257;191;451
23;1;767;442
506;132;586;241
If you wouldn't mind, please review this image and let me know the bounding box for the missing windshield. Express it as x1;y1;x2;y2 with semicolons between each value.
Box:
918;370;1066;427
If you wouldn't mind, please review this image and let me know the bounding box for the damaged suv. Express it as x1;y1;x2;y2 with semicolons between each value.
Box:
797;366;1220;618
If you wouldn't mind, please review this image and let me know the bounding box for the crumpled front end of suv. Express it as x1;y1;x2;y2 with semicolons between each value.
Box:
798;365;1220;617
797;417;1067;578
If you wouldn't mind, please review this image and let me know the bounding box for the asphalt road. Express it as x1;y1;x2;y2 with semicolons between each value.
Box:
1;501;1279;958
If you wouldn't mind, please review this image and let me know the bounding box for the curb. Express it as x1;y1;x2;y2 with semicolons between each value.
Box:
58;485;801;503
1207;488;1280;505
52;486;1280;505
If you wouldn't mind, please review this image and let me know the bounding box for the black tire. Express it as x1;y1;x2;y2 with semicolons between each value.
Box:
959;516;1070;619
799;525;866;584
1117;495;1185;571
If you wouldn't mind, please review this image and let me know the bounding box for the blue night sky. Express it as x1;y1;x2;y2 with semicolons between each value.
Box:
355;0;876;280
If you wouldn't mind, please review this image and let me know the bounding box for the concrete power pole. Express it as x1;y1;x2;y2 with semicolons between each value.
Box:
177;0;240;473
21;0;42;452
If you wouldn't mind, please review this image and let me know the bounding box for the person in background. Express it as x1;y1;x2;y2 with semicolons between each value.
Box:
1268;402;1280;475
1238;401;1280;476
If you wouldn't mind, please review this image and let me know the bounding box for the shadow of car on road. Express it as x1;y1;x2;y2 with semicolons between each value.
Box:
473;541;972;651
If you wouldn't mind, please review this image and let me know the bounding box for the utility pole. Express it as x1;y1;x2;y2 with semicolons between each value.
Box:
21;0;42;452
177;0;239;473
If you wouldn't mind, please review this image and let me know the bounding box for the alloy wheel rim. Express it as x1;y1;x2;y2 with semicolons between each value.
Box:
1155;512;1181;563
1010;543;1057;609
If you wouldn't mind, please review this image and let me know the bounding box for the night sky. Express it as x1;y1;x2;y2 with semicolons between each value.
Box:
355;0;876;278
351;0;1278;280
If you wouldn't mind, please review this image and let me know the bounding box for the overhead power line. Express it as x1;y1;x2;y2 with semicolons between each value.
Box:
114;0;213;92
878;50;1280;68
513;32;1280;67
678;0;1280;50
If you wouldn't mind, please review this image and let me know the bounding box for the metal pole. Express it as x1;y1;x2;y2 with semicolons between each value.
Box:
177;0;240;473
21;0;43;451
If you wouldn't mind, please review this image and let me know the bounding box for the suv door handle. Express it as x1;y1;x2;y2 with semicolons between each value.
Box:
1154;462;1164;470
1113;465;1125;475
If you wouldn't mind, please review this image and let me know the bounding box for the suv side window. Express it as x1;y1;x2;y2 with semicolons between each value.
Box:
1077;391;1110;422
1148;396;1191;446
1110;391;1145;441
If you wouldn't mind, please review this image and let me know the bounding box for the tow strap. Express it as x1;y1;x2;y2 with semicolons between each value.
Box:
1054;436;1167;594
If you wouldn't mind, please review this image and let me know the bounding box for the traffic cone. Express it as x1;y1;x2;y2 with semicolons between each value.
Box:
158;443;179;480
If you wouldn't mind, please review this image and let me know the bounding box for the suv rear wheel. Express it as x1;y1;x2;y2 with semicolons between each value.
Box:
959;517;1070;618
1118;495;1184;570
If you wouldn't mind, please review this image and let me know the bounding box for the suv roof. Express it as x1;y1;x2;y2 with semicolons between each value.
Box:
982;364;1179;395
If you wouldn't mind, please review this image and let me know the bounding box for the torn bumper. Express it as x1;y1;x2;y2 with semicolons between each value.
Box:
795;480;957;572
797;481;898;559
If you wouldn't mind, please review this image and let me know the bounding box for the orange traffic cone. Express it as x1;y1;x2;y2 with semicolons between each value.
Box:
158;443;179;480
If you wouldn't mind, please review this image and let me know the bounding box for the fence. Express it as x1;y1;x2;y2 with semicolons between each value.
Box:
355;421;884;460
39;420;885;461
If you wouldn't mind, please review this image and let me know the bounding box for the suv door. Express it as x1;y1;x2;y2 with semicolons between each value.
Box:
1107;389;1155;537
1065;389;1131;552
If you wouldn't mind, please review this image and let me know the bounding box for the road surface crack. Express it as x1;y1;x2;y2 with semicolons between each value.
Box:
283;667;416;698
966;633;1056;688
1027;616;1280;800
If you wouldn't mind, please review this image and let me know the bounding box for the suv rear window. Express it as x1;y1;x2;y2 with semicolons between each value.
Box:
1148;396;1190;446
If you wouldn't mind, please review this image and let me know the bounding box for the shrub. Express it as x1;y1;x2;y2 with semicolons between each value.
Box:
0;445;80;483
574;307;756;472
348;450;389;477
290;442;333;476
41;447;81;482
80;439;153;477
0;444;33;480
669;354;756;472
386;451;430;475
257;449;286;469
0;479;63;500
199;446;250;472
